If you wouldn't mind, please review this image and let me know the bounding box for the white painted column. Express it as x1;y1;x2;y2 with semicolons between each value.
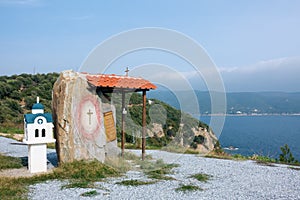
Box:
28;144;47;173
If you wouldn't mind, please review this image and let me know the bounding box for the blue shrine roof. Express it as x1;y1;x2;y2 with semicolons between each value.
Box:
24;113;53;124
32;103;45;110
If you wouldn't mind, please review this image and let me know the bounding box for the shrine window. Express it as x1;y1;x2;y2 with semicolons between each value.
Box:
35;129;39;137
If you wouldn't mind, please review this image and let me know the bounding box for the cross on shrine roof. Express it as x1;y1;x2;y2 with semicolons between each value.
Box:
86;74;157;91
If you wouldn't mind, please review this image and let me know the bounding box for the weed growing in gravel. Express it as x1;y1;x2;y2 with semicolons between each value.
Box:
138;159;179;180
161;145;199;154
123;151;140;160
116;179;157;186
190;173;211;182
104;156;131;173
80;190;99;197
61;181;93;189
0;154;23;170
175;184;203;193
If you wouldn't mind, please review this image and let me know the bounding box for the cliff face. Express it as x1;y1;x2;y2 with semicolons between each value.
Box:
191;127;218;153
146;122;217;153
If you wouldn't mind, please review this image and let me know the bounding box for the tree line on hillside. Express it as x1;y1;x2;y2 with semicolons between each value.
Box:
0;73;59;128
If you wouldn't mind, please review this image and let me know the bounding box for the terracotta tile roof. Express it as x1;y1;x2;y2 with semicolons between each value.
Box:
86;74;157;90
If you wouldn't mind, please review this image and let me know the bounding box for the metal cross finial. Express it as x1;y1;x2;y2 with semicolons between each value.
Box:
87;109;93;125
125;67;129;76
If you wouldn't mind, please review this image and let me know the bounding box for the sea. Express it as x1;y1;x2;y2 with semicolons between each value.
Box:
200;115;300;161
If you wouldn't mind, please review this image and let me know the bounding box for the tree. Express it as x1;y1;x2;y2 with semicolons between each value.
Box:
279;144;298;164
25;96;36;110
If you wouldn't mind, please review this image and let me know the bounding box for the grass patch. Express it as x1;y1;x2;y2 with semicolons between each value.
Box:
123;151;139;160
138;159;179;180
46;143;56;149
80;190;98;197
161;145;199;154
0;126;23;134
0;159;122;200
118;143;137;149
204;153;233;160
61;181;93;189
144;154;153;160
116;179;156;186
232;154;248;160
52;160;119;181
0;177;28;199
190;173;211;182
120;143;163;150
251;155;276;163
104;156;131;173
175;184;203;193
0;154;23;170
147;172;175;180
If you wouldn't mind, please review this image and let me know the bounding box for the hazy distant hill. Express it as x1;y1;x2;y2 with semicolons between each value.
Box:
148;90;300;115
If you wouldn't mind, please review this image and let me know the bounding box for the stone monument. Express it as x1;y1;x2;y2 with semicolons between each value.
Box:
52;70;119;164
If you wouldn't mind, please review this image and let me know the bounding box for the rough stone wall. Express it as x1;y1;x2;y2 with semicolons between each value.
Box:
52;70;119;164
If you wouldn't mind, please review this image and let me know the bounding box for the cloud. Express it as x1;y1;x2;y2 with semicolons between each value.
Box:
144;56;300;92
220;56;300;74
220;56;300;92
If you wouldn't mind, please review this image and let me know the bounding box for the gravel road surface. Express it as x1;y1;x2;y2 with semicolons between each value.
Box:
1;137;299;199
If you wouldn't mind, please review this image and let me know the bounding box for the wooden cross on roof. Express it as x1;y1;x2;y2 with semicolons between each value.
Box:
125;67;129;76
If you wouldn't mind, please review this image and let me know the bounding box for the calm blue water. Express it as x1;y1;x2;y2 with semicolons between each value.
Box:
200;115;300;160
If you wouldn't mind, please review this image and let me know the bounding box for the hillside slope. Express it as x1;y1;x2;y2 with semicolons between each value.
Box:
0;73;216;152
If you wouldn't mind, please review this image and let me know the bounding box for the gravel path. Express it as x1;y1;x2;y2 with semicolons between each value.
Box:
1;136;300;199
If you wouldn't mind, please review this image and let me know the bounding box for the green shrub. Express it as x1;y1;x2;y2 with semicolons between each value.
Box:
279;144;299;164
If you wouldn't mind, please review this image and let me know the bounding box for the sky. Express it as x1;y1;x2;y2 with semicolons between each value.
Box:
0;0;300;92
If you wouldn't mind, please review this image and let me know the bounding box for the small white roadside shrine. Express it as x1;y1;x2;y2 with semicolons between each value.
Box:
23;97;56;173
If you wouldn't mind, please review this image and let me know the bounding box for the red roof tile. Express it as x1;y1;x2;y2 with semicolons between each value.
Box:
86;74;157;90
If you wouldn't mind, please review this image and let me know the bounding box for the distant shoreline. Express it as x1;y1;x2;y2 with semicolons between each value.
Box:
198;113;300;117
